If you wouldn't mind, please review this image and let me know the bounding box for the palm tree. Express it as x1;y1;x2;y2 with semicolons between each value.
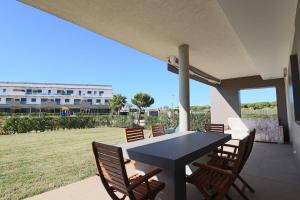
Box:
108;94;127;115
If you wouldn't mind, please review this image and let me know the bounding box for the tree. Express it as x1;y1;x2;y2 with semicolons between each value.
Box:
131;93;154;123
108;94;127;115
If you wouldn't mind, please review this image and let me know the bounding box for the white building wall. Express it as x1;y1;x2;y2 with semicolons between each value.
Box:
0;82;113;106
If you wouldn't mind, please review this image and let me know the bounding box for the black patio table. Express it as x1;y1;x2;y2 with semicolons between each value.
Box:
121;131;231;200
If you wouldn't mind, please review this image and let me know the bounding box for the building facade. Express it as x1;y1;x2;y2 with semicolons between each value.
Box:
0;82;113;113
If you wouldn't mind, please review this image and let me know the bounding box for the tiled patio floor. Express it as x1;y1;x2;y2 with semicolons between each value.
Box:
26;142;300;200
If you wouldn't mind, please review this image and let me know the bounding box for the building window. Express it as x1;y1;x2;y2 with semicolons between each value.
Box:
26;89;32;94
94;91;97;95
87;91;92;94
55;99;61;105
6;98;12;103
57;90;66;95
3;88;6;93
41;98;48;104
99;91;104;96
87;99;93;104
48;90;51;94
13;89;25;92
21;98;27;104
33;89;42;94
65;99;70;103
67;90;73;95
79;90;82;96
105;99;109;105
31;98;36;103
96;99;101;103
74;99;81;105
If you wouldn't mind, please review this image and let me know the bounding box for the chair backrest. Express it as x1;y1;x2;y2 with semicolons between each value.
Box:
151;124;165;137
241;129;256;169
92;142;130;196
231;135;249;175
205;123;224;133
125;128;145;143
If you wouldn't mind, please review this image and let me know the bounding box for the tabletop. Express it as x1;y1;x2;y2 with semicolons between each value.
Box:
123;131;231;170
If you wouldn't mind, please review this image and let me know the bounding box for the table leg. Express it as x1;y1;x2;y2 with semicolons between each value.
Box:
156;166;186;200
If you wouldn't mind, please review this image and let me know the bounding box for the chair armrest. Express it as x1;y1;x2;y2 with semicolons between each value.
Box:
208;154;236;162
124;159;131;165
222;143;239;154
127;168;162;191
192;162;232;176
213;149;238;157
223;144;239;148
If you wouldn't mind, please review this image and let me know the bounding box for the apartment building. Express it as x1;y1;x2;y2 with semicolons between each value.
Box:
0;82;113;113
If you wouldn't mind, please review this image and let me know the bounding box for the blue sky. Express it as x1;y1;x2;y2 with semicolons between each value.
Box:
0;1;276;107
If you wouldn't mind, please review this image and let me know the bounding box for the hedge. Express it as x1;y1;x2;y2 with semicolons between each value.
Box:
145;111;210;131
1;115;136;134
1;112;210;134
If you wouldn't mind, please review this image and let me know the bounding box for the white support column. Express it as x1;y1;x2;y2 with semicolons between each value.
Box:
178;44;190;132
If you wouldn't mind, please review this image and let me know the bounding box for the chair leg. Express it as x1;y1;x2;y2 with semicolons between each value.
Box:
238;175;255;193
232;183;250;200
149;193;158;200
225;194;232;200
215;189;228;200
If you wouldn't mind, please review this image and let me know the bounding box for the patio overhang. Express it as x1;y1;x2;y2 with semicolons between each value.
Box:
168;64;221;87
20;0;297;81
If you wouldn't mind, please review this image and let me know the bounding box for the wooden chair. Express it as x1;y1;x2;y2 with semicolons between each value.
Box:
186;135;249;200
204;123;225;152
207;129;256;199
125;128;145;143
236;129;256;193
205;123;225;133
151;124;165;137
92;142;165;200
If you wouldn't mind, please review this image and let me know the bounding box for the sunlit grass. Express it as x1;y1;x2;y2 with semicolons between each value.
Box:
0;128;150;200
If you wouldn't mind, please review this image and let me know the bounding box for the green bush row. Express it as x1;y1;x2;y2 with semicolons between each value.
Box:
94;115;136;128
190;112;211;131
2;116;98;134
145;111;211;131
1;115;136;134
0;112;211;134
241;101;277;110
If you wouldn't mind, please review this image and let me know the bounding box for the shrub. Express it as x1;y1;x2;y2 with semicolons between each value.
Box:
1;115;136;134
144;110;211;131
190;112;211;131
95;115;113;127
111;115;135;128
144;116;160;129
4;116;66;134
1;112;211;134
158;110;179;129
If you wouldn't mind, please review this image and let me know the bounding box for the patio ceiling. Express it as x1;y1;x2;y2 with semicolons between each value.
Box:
20;0;297;80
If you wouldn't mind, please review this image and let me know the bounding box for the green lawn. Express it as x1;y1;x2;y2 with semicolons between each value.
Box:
0;128;150;200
